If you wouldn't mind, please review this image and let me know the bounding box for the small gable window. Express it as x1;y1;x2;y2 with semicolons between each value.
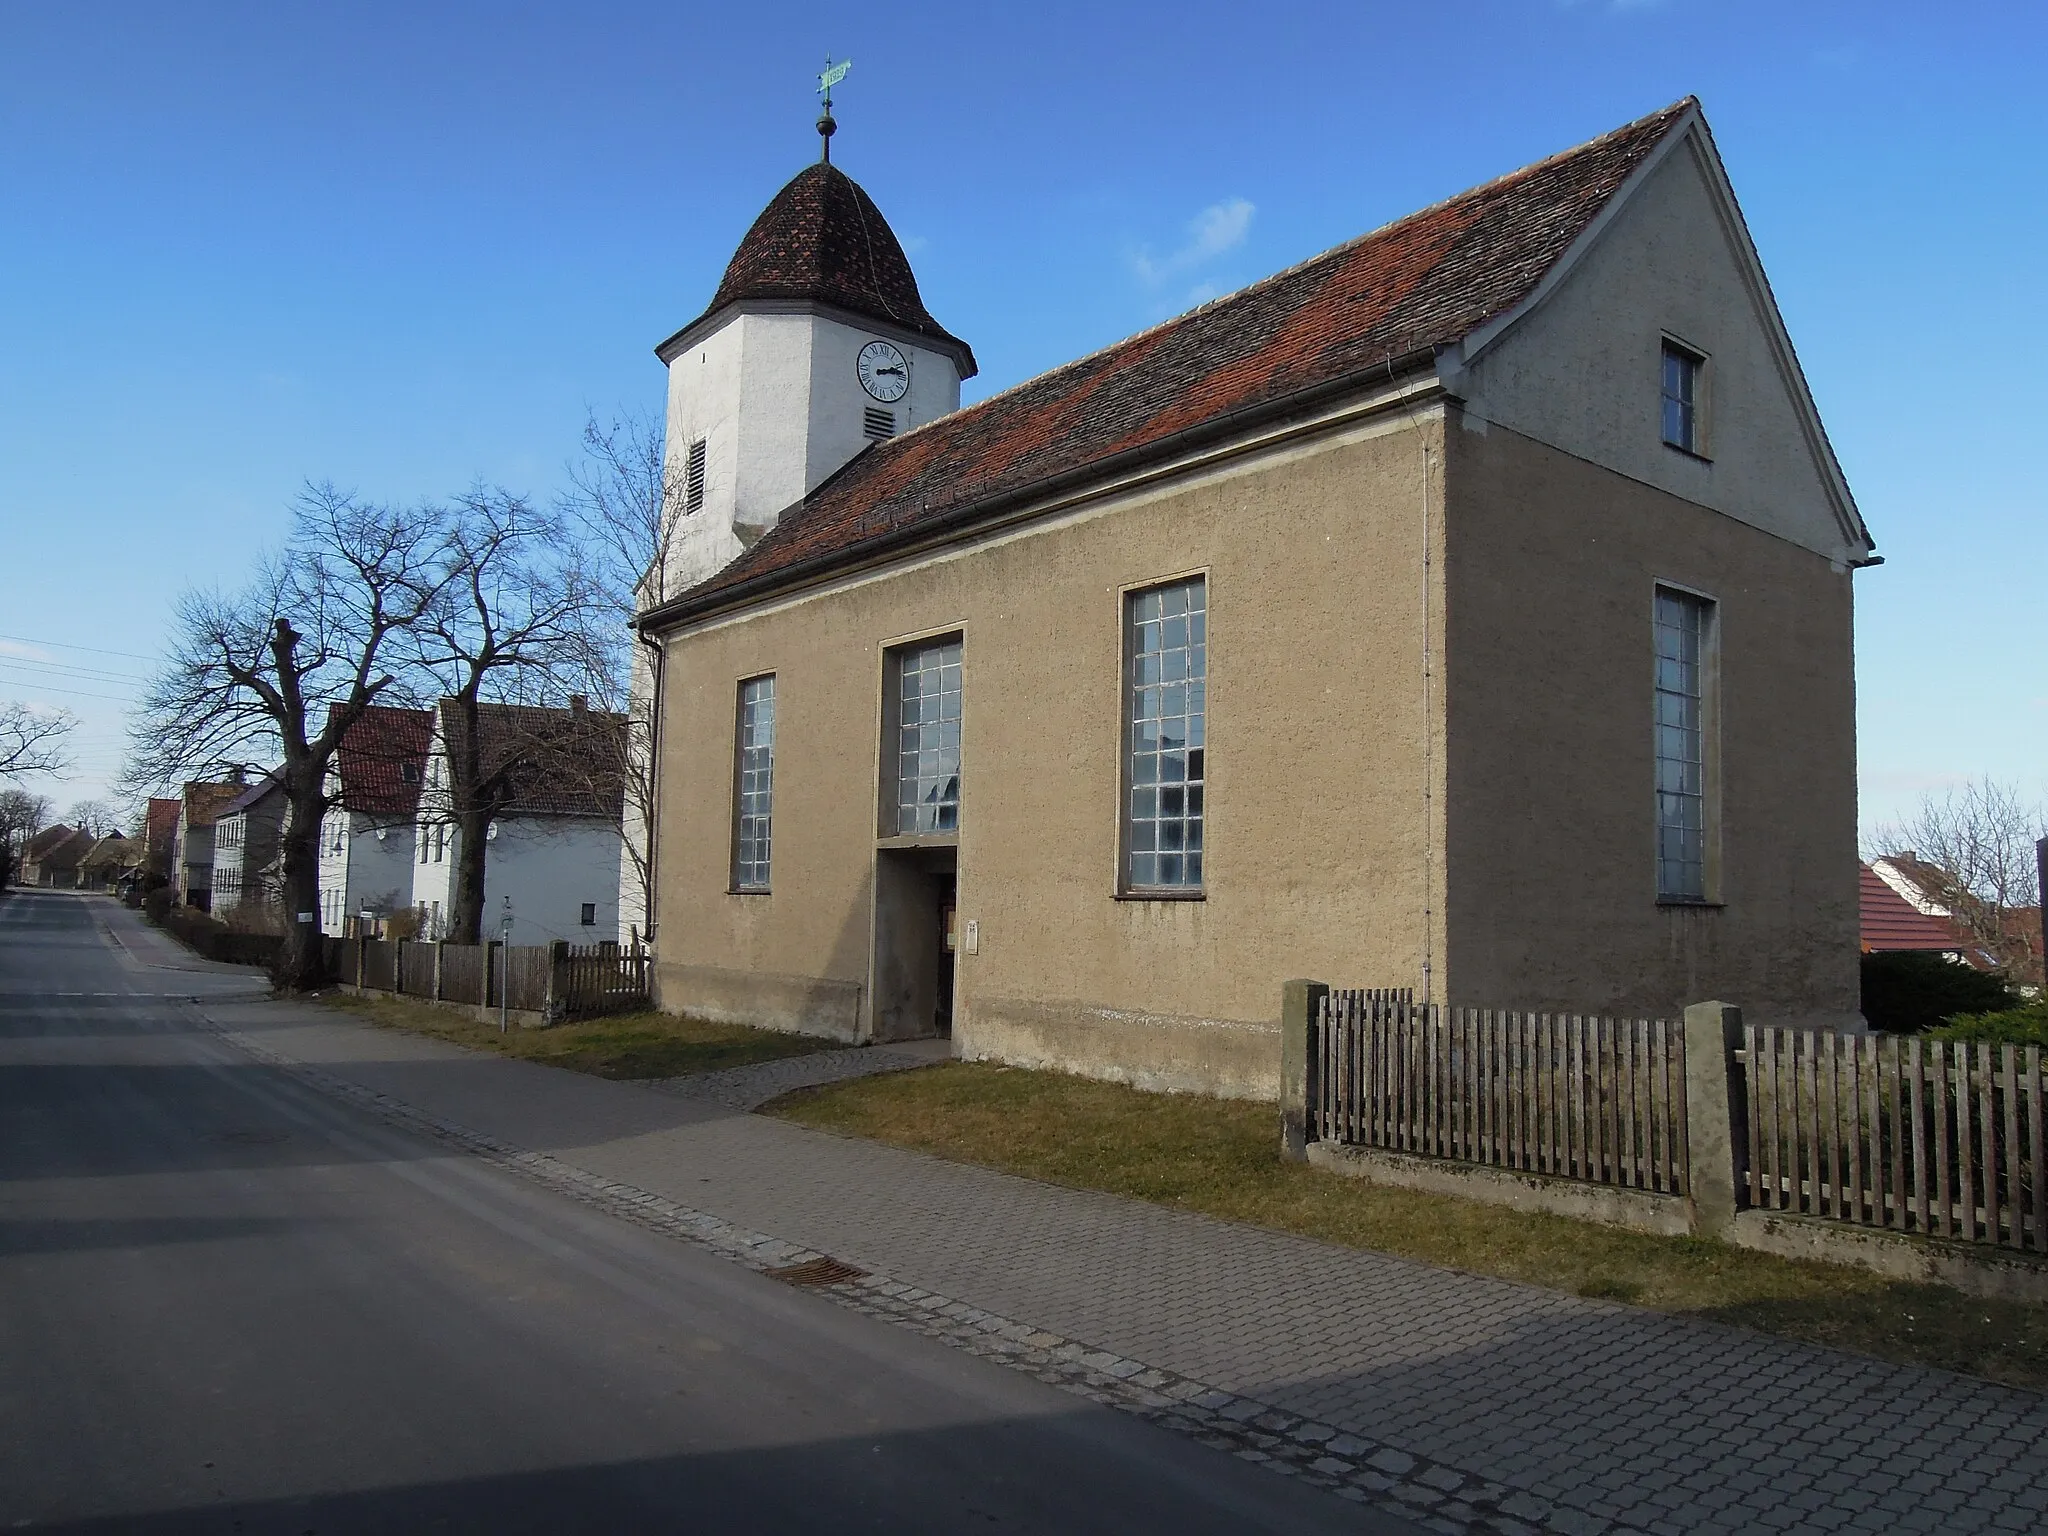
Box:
400;763;420;784
580;902;596;927
1660;339;1707;456
683;439;708;514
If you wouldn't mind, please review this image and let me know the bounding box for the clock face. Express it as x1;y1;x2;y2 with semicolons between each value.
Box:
857;340;910;402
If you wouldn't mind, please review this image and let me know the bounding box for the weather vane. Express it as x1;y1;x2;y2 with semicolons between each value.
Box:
816;56;851;163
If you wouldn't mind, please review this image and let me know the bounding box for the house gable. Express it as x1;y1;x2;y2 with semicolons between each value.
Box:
1439;111;1870;567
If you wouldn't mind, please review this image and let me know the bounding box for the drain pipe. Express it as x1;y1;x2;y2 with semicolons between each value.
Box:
1418;429;1436;1006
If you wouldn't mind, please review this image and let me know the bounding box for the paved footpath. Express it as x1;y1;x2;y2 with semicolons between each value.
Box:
169;950;2048;1536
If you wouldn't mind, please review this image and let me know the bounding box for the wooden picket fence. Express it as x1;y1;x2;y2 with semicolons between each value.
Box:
324;936;649;1022
1312;991;1688;1195
1744;1028;2047;1251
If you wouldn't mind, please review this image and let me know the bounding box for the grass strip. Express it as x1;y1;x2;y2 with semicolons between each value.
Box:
768;1060;2048;1391
322;992;830;1080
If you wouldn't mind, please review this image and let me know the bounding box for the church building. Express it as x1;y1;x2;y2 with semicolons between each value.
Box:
634;97;1874;1099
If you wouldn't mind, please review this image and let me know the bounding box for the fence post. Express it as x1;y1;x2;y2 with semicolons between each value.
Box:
1683;1000;1748;1237
353;936;365;990
1281;979;1329;1162
432;941;444;1002
485;941;499;1009
545;939;570;1025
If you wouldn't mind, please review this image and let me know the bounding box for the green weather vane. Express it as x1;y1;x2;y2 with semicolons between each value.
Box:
816;56;851;163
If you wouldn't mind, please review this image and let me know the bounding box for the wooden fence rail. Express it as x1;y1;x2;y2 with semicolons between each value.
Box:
321;937;649;1021
1744;1028;2047;1252
1311;992;1688;1196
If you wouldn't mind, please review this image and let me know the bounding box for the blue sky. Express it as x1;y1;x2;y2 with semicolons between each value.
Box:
2;1;2042;833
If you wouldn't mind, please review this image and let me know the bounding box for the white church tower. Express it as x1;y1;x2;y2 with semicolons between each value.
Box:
620;90;976;942
648;101;977;597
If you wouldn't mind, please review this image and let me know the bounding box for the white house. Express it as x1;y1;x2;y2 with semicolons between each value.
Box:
316;704;433;934
213;770;287;916
410;698;626;946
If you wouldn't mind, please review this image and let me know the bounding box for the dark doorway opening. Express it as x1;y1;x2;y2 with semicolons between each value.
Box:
869;846;957;1043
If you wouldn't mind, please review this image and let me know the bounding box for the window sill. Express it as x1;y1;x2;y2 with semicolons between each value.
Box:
875;834;959;851
1116;889;1206;902
728;887;771;897
1656;897;1725;909
1661;440;1713;464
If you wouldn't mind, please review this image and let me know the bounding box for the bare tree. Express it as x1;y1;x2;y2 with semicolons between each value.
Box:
125;486;452;989
63;798;122;838
558;410;685;941
0;701;75;780
0;788;52;886
409;487;597;945
1873;778;2047;984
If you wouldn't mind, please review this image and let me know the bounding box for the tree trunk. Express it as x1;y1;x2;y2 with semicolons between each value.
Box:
447;806;492;945
272;777;328;991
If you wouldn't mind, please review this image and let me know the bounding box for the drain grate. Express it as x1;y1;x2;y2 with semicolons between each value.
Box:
765;1255;868;1287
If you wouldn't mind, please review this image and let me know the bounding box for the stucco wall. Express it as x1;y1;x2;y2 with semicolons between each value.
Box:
1448;131;1865;567
653;405;1450;1096
413;817;623;946
1441;420;1861;1028
663;309;965;595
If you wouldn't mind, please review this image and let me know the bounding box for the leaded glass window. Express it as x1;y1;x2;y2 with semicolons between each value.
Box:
895;641;961;835
1126;577;1206;890
734;675;775;890
1654;589;1708;901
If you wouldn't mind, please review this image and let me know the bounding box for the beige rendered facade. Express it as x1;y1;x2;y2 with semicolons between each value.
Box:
639;100;1873;1099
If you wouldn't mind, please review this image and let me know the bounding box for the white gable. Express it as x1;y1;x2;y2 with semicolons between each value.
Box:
1440;115;1872;566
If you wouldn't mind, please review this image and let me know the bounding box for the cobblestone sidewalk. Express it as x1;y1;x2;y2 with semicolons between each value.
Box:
649;1037;952;1110
200;998;2048;1536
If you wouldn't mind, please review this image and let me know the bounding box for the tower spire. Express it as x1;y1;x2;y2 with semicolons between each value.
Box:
816;56;850;164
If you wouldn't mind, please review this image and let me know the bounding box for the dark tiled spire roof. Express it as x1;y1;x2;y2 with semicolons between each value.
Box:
667;163;974;371
651;99;1696;620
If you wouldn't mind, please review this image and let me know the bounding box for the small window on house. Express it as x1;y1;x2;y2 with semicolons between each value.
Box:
893;640;962;835
683;438;708;514
733;675;775;891
863;406;896;441
1124;576;1206;892
400;763;420;784
1661;340;1705;455
1654;587;1714;902
580;902;596;926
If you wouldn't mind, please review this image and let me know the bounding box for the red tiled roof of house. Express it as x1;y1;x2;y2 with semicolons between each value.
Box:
663;163;975;371
180;781;246;830
330;704;434;817
1860;863;1975;955
648;98;1695;623
143;797;180;855
437;700;626;820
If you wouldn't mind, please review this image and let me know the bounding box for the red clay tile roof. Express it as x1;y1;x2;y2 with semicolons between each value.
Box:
330;704;434;817
437;701;626;820
180;781;245;831
143;797;180;855
647;99;1695;624
662;163;974;370
1860;863;1975;955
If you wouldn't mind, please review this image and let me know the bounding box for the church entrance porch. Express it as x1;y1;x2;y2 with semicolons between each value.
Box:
864;844;957;1043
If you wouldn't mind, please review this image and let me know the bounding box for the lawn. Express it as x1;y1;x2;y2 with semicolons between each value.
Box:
323;992;832;1080
769;1060;2048;1391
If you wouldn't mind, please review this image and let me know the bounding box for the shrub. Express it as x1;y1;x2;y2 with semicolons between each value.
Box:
1932;1003;2048;1049
142;886;175;923
1861;950;2021;1035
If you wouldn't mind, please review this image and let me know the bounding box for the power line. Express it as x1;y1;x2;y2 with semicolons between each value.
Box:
0;632;157;662
0;655;149;685
0;676;140;704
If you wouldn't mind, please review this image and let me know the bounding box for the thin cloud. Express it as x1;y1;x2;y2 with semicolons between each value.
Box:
1131;197;1254;286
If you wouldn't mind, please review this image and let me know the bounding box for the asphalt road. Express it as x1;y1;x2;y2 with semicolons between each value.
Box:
0;890;1407;1534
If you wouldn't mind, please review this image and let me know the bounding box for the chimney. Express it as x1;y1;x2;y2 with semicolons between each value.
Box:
569;695;587;716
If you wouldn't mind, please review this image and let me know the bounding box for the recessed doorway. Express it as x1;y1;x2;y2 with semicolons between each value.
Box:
867;845;957;1042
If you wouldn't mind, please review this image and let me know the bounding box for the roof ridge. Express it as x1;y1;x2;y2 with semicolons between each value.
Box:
852;98;1697;461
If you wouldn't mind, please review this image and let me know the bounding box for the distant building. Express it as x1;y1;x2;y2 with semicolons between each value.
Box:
19;825;93;888
171;779;248;911
411;698;626;945
317;704;433;934
213;771;288;917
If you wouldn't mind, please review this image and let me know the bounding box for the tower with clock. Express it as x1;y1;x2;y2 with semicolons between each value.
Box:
648;80;977;599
